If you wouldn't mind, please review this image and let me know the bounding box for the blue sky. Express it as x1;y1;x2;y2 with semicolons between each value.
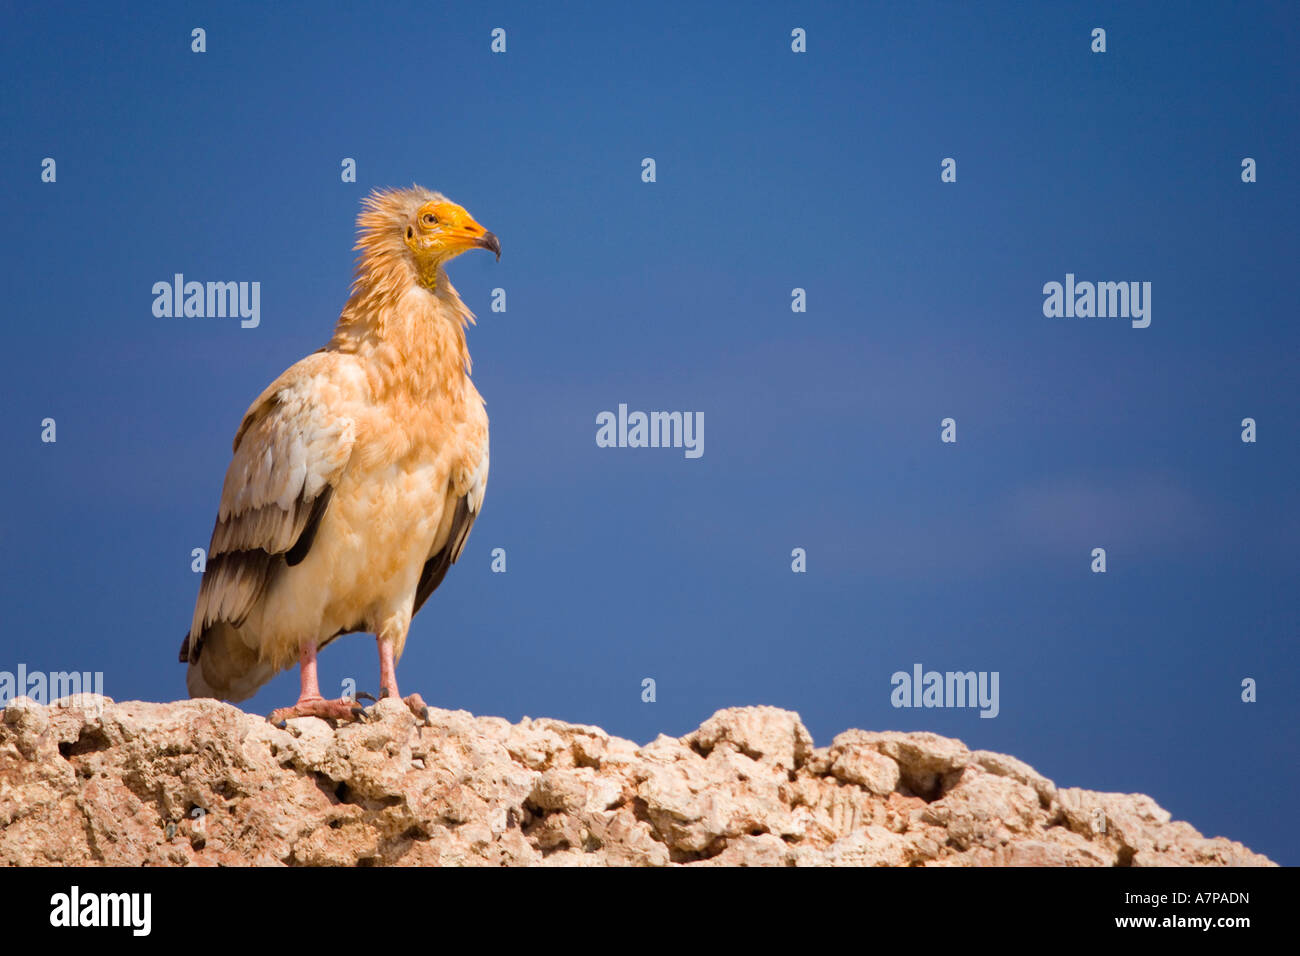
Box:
2;1;1297;863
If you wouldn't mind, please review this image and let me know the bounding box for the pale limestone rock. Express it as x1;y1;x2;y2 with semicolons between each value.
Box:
972;749;1057;807
0;699;1274;867
831;747;901;795
816;826;914;867
831;729;970;798
687;705;814;771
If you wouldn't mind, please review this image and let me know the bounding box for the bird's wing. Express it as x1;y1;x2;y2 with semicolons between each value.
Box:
412;425;488;617
183;353;360;660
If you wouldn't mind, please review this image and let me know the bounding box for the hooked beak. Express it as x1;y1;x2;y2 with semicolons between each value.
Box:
477;231;501;261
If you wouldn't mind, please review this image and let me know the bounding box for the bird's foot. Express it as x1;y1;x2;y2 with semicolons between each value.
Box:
403;692;431;725
376;689;430;725
269;696;367;727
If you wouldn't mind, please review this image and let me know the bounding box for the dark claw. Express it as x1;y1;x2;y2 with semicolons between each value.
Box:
275;719;287;730
354;691;378;703
350;705;368;722
404;693;432;726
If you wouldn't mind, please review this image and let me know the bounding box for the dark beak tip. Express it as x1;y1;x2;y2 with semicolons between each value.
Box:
480;231;501;261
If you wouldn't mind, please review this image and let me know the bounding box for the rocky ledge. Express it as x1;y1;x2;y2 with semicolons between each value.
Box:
0;697;1273;866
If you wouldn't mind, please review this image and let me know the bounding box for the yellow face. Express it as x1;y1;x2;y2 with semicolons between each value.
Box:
405;200;500;266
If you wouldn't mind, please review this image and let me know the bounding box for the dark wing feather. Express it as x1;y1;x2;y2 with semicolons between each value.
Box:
182;357;357;663
413;496;474;617
411;437;488;618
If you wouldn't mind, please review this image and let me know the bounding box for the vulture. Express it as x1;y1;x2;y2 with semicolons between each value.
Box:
179;186;499;723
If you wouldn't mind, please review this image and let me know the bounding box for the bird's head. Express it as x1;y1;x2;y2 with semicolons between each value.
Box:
355;186;499;293
404;197;501;267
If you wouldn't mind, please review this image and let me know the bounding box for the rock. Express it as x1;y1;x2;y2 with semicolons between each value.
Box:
831;748;901;795
0;698;1274;867
686;705;814;771
973;750;1057;808
830;729;970;799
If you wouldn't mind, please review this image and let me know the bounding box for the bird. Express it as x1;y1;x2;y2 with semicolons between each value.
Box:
179;185;499;724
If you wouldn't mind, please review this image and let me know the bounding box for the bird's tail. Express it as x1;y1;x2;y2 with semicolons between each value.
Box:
179;622;276;703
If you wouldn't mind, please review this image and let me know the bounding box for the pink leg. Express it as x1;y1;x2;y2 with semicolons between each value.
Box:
379;639;399;699
377;638;429;722
299;640;323;699
268;642;365;725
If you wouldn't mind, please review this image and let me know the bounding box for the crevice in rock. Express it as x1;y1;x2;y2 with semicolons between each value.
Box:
897;767;961;804
898;779;944;803
669;838;726;864
325;780;401;811
58;726;110;761
629;797;653;826
307;771;337;802
537;838;571;857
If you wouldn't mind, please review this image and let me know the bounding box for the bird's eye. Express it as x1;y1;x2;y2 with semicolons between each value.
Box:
423;214;438;225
